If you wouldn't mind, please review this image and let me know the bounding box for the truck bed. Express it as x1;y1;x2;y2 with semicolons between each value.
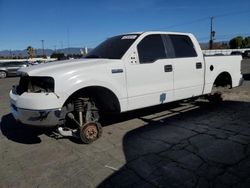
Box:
203;55;242;94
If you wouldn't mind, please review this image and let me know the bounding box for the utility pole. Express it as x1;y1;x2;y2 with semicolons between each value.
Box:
209;17;216;50
67;28;70;56
41;39;45;57
61;41;64;53
53;45;57;53
9;49;12;58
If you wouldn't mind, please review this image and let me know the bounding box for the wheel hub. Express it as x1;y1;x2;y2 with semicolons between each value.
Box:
83;123;98;140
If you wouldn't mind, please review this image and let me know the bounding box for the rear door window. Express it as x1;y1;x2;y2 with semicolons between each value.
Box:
168;35;197;58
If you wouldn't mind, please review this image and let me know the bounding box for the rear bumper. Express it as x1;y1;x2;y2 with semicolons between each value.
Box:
10;104;61;127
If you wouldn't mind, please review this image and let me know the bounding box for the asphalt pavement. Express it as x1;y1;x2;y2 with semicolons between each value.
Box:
0;65;250;188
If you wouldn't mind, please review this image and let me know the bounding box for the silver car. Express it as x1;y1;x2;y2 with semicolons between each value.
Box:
0;61;29;78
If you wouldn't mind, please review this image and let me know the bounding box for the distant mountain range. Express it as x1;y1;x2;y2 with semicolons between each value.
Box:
0;48;89;57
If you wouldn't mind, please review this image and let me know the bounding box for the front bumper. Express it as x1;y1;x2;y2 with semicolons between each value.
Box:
9;88;63;127
10;104;61;127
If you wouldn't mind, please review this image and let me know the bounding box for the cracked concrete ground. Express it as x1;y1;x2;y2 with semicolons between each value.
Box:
1;70;250;187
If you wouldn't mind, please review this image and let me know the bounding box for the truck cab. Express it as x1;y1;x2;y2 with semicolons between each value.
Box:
121;32;205;110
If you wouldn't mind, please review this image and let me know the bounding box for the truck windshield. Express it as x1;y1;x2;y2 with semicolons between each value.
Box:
85;34;139;59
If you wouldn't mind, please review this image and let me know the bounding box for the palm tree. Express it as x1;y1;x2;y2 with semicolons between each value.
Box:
26;46;34;59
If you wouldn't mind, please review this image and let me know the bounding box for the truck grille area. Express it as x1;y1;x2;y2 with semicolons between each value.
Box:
16;76;55;95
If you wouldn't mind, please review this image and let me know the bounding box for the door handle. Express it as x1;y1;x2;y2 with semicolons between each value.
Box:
111;69;123;74
164;65;172;72
196;62;202;69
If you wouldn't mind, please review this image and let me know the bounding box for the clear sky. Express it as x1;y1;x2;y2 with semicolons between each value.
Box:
0;0;250;50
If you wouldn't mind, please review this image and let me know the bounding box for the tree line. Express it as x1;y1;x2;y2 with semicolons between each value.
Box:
229;36;250;49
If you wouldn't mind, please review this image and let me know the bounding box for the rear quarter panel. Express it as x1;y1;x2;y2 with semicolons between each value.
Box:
203;55;242;94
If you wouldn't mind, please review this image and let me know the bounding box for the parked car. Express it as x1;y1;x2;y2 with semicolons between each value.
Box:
231;51;242;56
214;53;225;56
243;50;250;59
10;31;243;143
0;61;29;78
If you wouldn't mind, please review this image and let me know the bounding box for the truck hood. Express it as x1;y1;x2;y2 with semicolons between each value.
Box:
18;58;122;77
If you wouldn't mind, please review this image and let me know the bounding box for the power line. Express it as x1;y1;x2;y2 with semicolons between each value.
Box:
157;9;250;31
198;33;250;42
155;17;210;30
214;9;250;19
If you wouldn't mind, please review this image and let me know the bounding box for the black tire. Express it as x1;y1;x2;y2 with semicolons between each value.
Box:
208;92;223;103
80;122;102;144
208;84;231;103
0;71;7;79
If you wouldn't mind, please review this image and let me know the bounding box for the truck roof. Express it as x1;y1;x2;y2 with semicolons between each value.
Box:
123;31;192;36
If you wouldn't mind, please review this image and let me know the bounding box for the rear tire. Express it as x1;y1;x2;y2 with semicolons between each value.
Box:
208;92;223;103
208;86;230;103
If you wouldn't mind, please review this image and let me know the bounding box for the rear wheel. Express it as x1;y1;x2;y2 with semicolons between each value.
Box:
208;92;223;103
0;71;7;79
208;86;230;103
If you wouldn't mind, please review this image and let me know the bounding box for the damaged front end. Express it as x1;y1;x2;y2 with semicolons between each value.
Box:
10;74;63;127
10;73;103;143
16;74;55;95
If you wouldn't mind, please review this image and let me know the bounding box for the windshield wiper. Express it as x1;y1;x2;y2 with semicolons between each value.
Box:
85;54;101;58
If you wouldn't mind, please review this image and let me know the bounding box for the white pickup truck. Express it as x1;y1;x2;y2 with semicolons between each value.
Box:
10;31;243;143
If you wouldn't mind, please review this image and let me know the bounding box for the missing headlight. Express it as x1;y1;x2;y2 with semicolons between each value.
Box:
16;76;55;95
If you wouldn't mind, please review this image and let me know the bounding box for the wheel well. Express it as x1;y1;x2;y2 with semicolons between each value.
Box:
64;86;121;113
214;72;232;88
0;70;7;74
